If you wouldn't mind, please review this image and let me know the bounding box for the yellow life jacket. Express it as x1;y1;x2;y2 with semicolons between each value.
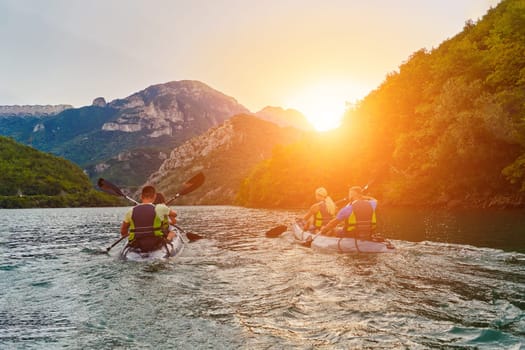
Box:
344;199;377;239
313;201;333;228
128;204;164;241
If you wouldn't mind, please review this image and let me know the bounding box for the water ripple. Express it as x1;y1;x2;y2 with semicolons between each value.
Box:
0;206;524;349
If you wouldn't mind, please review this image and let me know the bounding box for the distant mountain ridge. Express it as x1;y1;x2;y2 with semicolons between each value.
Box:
0;80;317;194
0;104;73;116
103;80;249;136
0;80;250;189
145;114;303;204
255;106;313;131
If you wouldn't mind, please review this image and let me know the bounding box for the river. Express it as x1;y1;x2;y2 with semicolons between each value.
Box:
0;206;524;349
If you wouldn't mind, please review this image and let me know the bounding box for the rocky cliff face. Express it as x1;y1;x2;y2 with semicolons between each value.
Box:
255;106;313;131
0;105;73;117
103;80;249;137
145;114;303;205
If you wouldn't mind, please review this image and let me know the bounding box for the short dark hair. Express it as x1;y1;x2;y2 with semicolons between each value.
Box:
141;185;156;199
153;192;166;204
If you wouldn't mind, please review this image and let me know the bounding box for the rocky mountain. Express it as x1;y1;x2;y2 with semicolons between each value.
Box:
0;80;249;189
255;106;313;131
0;104;73;117
103;80;248;136
144;114;303;205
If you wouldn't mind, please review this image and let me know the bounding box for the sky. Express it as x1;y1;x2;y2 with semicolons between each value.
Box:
1;0;500;130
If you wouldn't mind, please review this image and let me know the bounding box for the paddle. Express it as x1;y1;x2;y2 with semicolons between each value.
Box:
301;182;371;248
99;172;205;251
97;178;139;204
166;172;205;205
173;224;203;242
264;197;349;238
98;172;205;205
106;235;128;252
265;225;288;238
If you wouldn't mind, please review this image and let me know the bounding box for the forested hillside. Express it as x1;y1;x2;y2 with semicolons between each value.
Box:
146;115;303;205
0;136;120;208
238;0;525;208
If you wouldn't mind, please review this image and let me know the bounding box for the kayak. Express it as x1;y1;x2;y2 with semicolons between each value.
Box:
292;221;395;253
119;227;186;262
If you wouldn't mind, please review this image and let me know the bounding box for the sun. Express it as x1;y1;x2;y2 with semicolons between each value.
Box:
298;97;346;132
285;83;353;132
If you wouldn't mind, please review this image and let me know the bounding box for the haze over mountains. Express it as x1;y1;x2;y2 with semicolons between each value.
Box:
0;80;310;191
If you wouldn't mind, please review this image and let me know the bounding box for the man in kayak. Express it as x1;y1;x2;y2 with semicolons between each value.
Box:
120;185;177;251
316;186;377;240
302;187;336;231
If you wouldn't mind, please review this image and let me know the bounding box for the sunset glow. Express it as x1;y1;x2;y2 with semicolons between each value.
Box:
286;83;358;131
1;1;500;118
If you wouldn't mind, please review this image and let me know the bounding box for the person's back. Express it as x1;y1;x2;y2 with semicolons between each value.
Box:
303;187;336;231
341;187;377;239
314;200;333;228
129;202;165;251
319;186;377;239
121;185;166;252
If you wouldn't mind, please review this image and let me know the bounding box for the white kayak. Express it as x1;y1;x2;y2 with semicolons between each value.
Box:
119;227;186;262
292;221;395;253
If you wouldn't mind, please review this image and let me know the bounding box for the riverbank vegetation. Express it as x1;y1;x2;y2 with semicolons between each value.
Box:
238;0;525;209
0;136;122;208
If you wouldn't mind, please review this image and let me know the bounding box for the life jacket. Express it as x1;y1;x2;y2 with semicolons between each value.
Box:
343;199;377;239
128;204;164;250
313;201;333;228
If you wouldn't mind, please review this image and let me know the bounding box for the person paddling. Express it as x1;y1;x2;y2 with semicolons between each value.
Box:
153;192;178;242
315;186;377;240
120;185;175;252
302;187;336;231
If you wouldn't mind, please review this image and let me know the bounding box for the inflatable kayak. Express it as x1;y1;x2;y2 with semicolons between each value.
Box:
119;227;186;262
292;221;395;253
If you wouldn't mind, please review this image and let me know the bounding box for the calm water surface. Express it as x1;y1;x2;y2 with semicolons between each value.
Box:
0;206;524;349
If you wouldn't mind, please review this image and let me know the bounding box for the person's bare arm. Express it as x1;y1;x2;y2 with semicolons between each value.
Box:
168;209;177;225
302;203;320;229
120;221;130;237
320;217;340;235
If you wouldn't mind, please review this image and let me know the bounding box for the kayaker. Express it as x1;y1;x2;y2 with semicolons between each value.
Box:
302;187;336;231
316;186;377;239
153;192;178;242
120;185;175;251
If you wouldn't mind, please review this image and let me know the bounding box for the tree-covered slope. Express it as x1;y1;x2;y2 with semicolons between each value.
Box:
238;0;525;208
145;115;303;205
0;136;120;208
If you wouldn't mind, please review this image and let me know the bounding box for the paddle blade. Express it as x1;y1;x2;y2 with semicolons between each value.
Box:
300;238;313;247
166;172;205;204
186;232;203;242
177;172;205;196
265;225;288;238
98;178;125;197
